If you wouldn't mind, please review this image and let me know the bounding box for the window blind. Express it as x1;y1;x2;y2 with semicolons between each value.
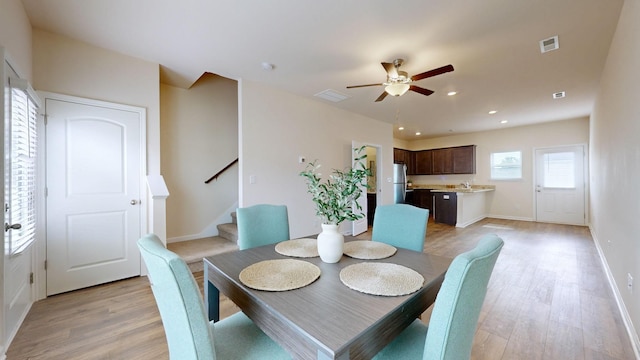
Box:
8;77;40;255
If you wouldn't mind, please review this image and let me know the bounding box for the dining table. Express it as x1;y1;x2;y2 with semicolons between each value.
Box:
203;237;452;360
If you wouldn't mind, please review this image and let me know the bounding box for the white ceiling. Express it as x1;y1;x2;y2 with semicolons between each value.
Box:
21;0;623;140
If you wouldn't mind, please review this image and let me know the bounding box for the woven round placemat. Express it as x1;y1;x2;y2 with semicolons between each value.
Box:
274;238;319;258
239;259;321;291
343;241;397;260
339;262;424;296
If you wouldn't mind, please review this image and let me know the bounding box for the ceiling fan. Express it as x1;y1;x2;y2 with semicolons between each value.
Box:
346;59;454;102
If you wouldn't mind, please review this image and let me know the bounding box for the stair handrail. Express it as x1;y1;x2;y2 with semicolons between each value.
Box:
205;158;238;184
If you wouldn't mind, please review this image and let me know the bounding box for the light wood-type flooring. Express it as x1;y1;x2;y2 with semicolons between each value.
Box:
7;218;637;359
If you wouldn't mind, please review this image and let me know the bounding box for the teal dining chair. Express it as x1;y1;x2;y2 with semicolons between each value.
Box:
137;234;291;359
236;204;290;250
372;204;429;252
373;234;504;360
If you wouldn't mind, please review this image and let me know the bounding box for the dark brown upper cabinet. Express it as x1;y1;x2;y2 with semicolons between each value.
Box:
398;145;476;175
393;148;416;174
451;145;476;174
432;148;453;174
414;150;433;175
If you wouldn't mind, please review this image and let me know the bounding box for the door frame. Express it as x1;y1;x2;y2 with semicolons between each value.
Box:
34;92;148;300
351;141;382;236
533;143;588;225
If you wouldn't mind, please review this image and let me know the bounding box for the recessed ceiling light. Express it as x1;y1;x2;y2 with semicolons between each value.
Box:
398;126;404;131
500;120;508;124
415;132;421;136
261;62;275;71
447;91;457;96
488;110;497;115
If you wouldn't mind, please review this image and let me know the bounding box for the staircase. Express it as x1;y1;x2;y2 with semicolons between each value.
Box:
167;212;239;272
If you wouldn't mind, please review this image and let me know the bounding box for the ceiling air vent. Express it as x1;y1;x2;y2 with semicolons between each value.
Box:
314;89;350;103
553;91;566;99
540;36;559;53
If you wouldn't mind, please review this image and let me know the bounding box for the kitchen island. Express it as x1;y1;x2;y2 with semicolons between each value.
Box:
409;185;495;227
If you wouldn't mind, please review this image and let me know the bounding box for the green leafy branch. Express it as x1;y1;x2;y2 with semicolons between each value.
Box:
299;146;372;225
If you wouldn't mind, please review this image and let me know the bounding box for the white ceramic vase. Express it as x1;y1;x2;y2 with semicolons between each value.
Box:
317;224;344;263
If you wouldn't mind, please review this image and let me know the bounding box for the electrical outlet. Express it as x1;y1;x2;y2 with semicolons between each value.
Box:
628;273;633;293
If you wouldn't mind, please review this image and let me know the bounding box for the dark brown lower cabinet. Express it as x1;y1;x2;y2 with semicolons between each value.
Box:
410;189;433;216
367;193;376;226
434;192;457;226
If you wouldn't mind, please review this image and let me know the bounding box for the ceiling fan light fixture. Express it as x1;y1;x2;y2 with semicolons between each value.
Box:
385;83;410;96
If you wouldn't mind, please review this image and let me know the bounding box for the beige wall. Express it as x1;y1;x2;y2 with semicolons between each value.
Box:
397;117;589;221
0;0;32;80
239;80;394;238
32;30;161;176
590;0;640;351
161;74;239;240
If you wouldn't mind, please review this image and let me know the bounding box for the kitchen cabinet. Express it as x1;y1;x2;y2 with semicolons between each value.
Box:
393;148;409;164
397;145;476;175
432;148;452;174
367;193;377;226
434;192;457;225
414;150;433;175
451;145;476;174
410;189;433;215
405;190;414;205
432;145;476;175
393;148;415;174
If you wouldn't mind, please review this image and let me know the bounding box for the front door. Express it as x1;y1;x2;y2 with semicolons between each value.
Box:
3;57;37;345
535;145;586;225
45;95;144;295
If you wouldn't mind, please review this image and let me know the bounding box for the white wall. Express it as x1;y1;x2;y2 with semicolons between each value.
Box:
239;80;394;238
396;117;589;221
161;74;239;240
590;0;640;352
32;30;161;176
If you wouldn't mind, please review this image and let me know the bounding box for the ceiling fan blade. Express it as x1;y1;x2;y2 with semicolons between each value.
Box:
375;91;388;102
346;83;383;89
381;62;398;79
409;85;435;96
410;64;454;81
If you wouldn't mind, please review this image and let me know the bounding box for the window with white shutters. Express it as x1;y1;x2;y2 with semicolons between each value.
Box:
7;77;39;255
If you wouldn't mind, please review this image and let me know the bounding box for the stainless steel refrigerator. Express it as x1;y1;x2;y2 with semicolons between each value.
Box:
393;163;407;204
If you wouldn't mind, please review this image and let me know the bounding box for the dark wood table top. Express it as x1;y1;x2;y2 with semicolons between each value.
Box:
204;239;451;360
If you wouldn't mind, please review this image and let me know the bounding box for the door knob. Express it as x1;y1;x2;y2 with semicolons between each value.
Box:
130;200;138;205
5;223;22;232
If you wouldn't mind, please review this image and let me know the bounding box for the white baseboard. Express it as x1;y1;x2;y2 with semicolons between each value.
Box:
456;215;487;228
485;214;534;222
589;226;640;359
3;301;32;359
167;202;238;243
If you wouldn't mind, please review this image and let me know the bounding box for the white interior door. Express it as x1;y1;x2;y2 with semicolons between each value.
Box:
535;145;586;225
45;96;143;295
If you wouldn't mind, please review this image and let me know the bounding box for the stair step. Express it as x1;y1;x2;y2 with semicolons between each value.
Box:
217;222;238;243
168;236;238;272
